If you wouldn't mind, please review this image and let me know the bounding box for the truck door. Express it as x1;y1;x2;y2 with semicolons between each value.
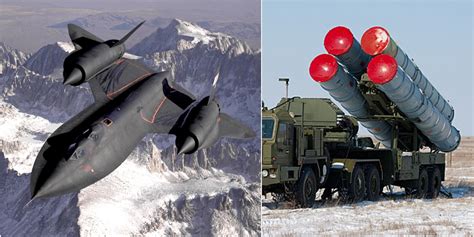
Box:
276;122;294;163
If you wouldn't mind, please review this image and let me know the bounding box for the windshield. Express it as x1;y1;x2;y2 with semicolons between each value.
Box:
262;118;275;139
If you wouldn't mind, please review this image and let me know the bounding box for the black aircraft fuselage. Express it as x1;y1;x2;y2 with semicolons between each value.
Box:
30;22;254;199
32;67;170;198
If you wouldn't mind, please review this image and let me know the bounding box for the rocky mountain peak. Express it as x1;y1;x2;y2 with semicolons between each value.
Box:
0;42;29;77
23;42;72;76
130;18;253;56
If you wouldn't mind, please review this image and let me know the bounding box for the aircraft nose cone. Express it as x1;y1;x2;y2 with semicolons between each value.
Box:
31;161;95;200
63;68;83;86
31;183;53;199
31;171;73;199
31;179;60;199
176;136;196;155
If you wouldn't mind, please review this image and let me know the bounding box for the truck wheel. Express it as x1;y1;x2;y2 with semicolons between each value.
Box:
365;166;380;201
296;167;317;208
349;166;365;202
427;167;441;199
416;168;429;198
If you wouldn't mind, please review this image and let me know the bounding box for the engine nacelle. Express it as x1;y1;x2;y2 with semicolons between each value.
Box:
63;42;125;86
171;97;220;154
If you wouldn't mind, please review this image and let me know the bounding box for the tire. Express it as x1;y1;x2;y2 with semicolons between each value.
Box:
296;167;318;208
427;167;441;199
349;166;366;202
365;165;380;201
416;168;429;198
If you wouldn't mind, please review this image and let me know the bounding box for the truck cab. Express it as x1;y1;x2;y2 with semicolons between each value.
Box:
262;109;297;186
262;98;358;207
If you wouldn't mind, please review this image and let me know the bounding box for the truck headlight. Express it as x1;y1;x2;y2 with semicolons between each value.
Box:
262;169;269;177
269;169;277;178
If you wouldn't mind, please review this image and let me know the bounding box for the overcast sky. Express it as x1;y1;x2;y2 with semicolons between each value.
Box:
262;0;473;135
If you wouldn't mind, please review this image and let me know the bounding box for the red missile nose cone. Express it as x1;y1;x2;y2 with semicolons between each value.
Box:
367;54;398;84
309;54;339;83
324;26;354;56
361;26;391;55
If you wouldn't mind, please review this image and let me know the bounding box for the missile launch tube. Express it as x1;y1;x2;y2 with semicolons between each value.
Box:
367;55;460;152
309;54;392;148
324;26;371;79
361;26;454;122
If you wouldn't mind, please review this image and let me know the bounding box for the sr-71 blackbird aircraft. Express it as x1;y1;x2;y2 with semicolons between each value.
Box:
30;21;255;200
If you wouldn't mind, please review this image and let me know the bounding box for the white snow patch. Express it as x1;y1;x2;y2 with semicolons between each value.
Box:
56;41;75;53
175;19;216;44
0;100;60;174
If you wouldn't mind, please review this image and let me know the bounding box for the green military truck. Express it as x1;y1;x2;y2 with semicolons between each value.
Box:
262;97;445;207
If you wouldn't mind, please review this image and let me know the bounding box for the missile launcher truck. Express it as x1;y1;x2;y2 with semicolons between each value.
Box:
261;26;460;207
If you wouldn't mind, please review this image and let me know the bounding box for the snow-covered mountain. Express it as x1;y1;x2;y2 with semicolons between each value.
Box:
1;65;92;123
0;43;29;77
131;19;254;55
0;19;260;236
23;42;73;76
48;13;260;50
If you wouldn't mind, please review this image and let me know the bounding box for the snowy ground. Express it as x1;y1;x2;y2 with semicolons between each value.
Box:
262;148;474;236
